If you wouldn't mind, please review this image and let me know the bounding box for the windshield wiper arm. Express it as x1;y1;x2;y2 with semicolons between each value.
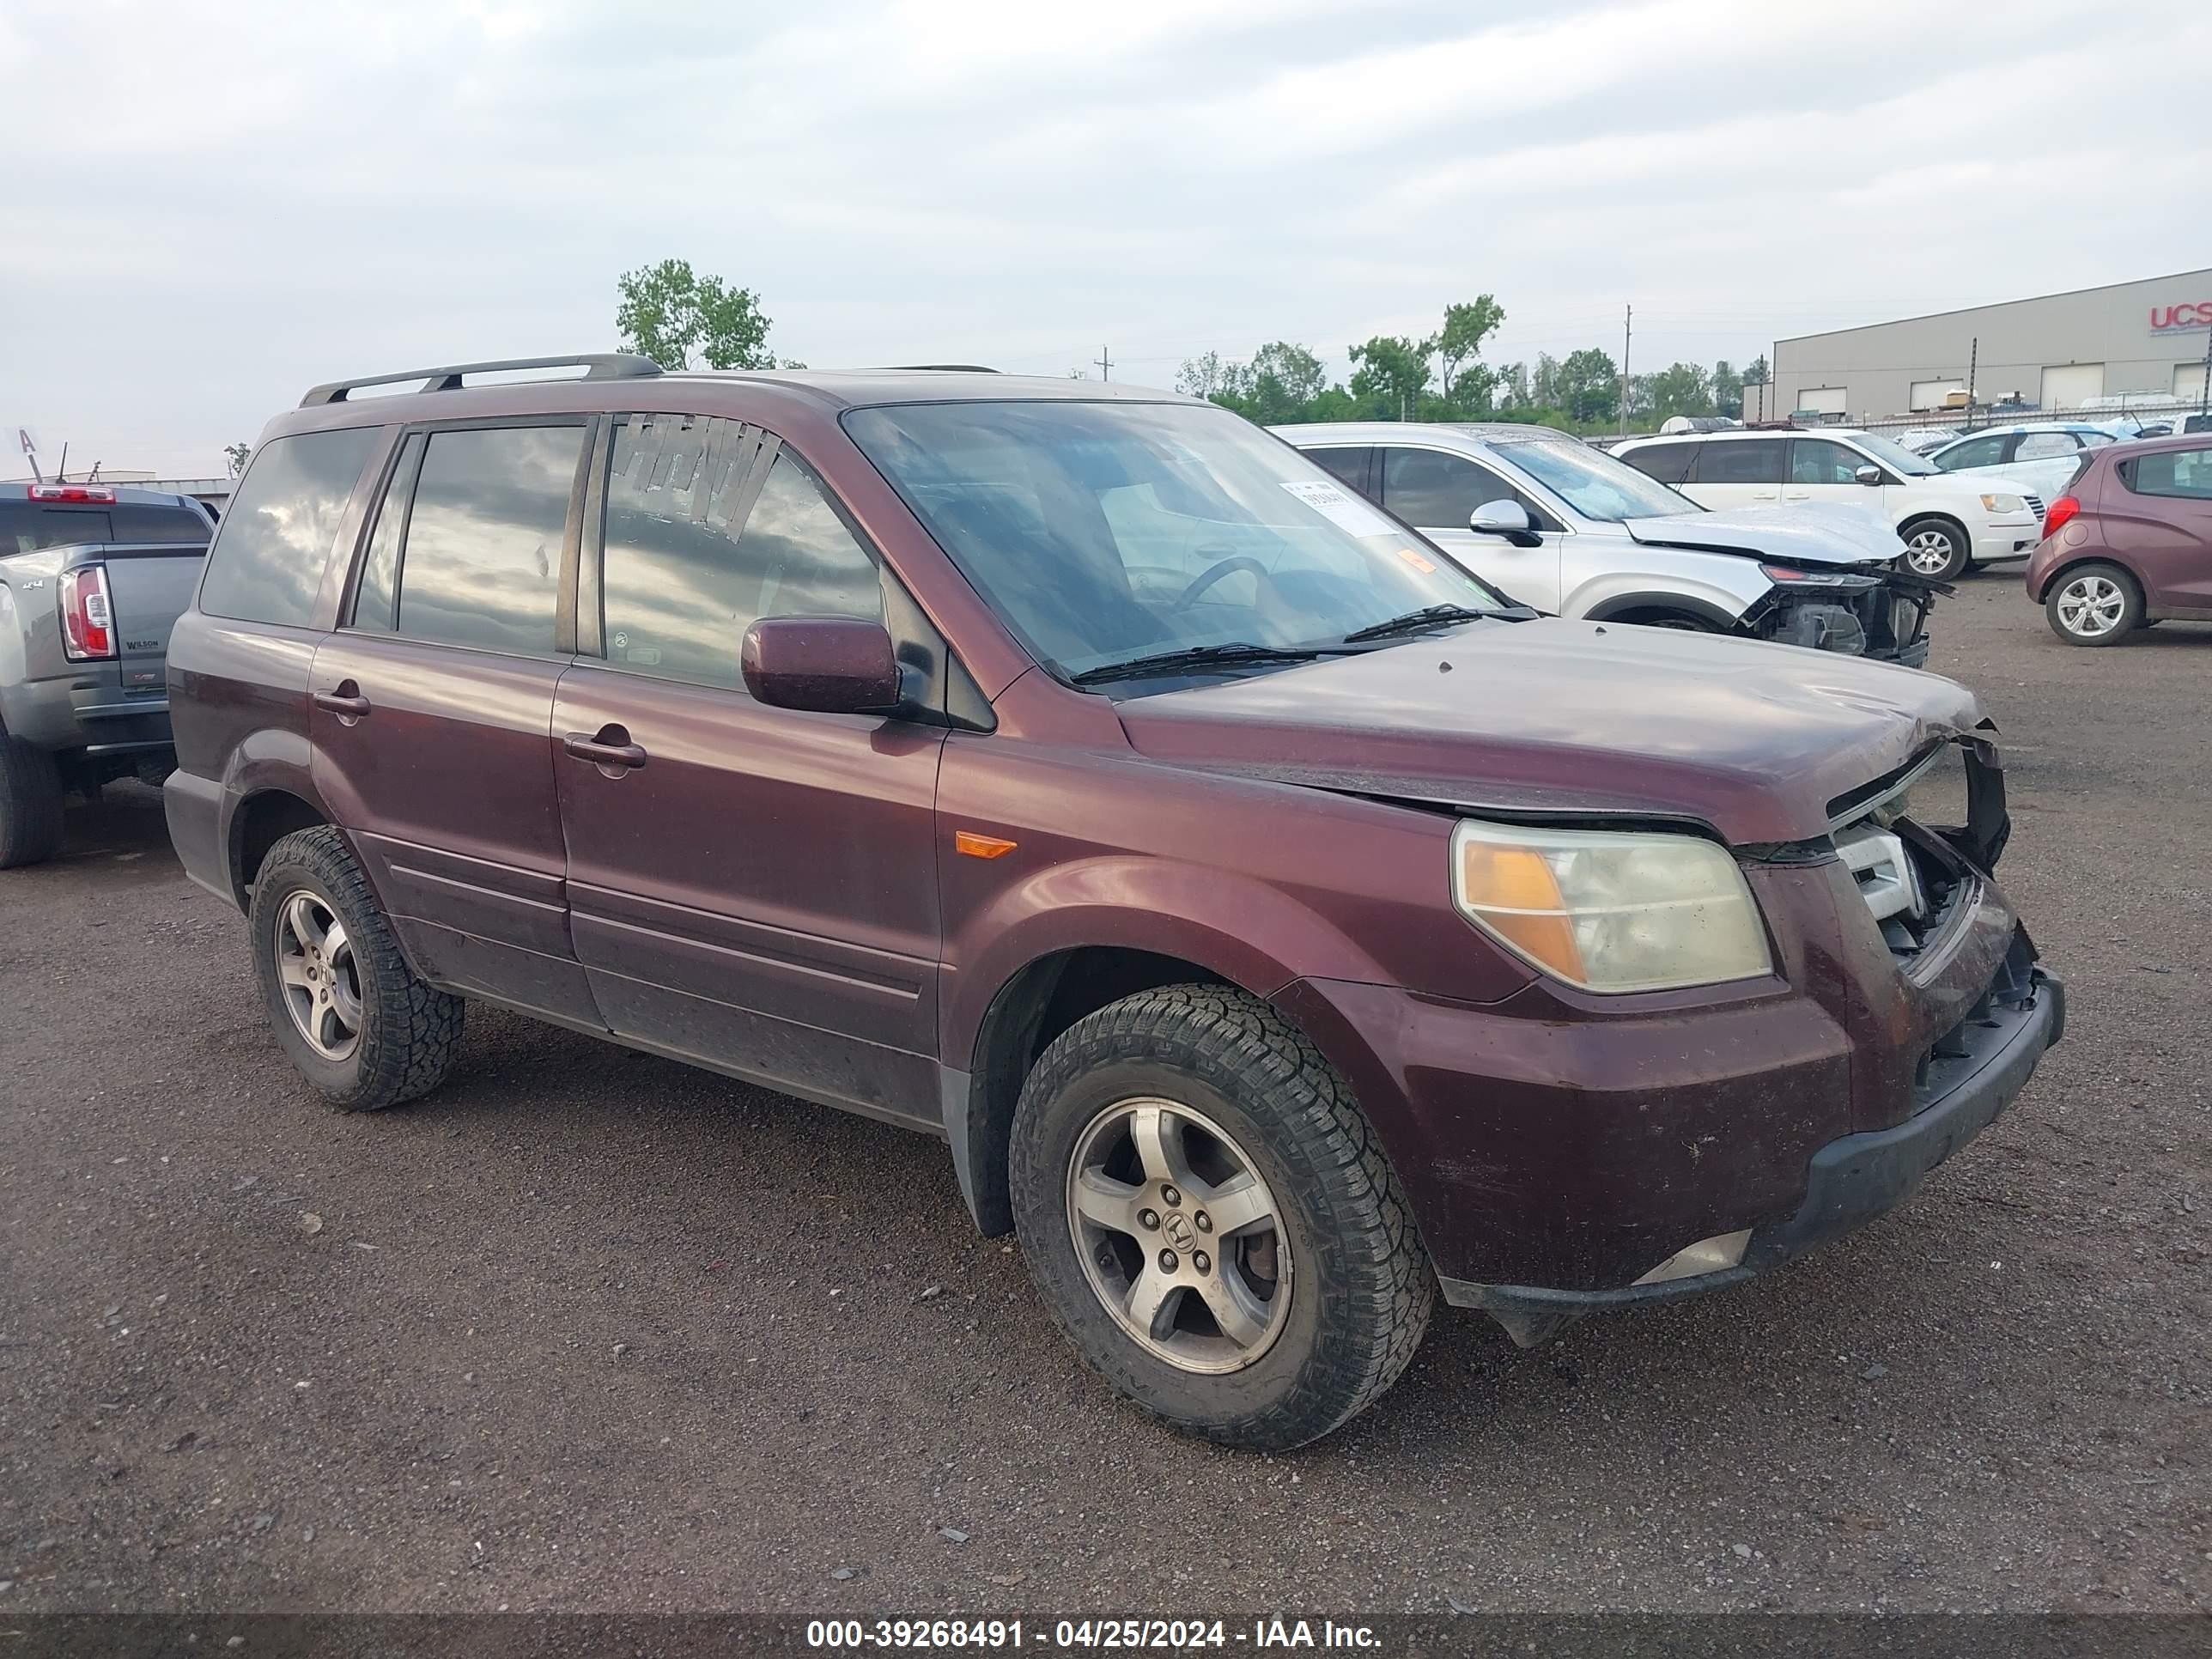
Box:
1339;604;1490;643
1069;641;1331;687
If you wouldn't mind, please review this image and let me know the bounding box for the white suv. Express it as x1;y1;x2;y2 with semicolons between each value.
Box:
1279;422;1936;666
1617;427;2045;581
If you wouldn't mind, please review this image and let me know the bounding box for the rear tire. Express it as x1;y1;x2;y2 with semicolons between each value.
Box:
2044;562;2143;647
247;825;465;1111
1899;518;1970;581
0;737;66;869
1008;984;1434;1450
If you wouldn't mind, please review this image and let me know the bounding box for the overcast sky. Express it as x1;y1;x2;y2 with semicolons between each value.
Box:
5;0;2208;476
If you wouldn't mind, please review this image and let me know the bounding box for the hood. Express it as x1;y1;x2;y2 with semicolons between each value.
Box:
1621;503;1901;565
1114;617;1982;844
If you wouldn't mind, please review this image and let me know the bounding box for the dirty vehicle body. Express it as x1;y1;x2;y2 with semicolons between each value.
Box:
1284;422;1940;665
0;483;213;866
166;359;2063;1449
2025;434;2212;645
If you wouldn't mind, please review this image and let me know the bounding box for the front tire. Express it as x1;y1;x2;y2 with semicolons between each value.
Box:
247;826;464;1111
1899;518;1971;581
2045;562;2143;647
0;736;66;869
1008;985;1434;1450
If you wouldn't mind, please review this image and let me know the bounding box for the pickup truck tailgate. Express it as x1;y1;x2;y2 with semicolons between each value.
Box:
98;544;207;696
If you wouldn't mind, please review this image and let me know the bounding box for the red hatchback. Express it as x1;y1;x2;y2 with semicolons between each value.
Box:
2026;434;2212;644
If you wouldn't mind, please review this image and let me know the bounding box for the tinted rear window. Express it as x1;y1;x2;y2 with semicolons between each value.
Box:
199;429;380;627
112;503;212;543
392;425;584;658
1692;439;1785;484
3;504;106;552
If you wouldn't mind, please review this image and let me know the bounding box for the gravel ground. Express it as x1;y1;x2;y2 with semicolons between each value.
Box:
2;577;2207;1618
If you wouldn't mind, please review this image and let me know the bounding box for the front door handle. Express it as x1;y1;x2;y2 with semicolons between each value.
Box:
313;683;371;720
563;727;647;771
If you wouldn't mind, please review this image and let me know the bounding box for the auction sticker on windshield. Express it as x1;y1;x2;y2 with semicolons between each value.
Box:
1279;479;1397;537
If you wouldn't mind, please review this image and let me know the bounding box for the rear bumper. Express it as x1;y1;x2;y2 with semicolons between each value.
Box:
0;670;172;753
1443;968;2063;1346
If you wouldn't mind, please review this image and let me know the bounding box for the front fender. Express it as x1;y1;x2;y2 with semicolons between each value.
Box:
940;854;1393;1068
1571;569;1763;629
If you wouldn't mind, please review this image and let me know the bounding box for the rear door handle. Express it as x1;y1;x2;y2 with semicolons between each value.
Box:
563;728;647;771
313;684;371;720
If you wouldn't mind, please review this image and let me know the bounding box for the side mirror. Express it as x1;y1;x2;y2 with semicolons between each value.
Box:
741;617;902;715
1468;499;1542;546
1854;465;1884;486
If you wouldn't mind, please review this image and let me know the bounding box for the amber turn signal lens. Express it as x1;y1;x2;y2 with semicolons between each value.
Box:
955;830;1018;860
1453;841;1586;983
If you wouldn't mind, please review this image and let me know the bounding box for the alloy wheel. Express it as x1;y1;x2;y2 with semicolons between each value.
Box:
1066;1097;1292;1375
1903;529;1958;576
273;890;362;1061
2055;574;2127;639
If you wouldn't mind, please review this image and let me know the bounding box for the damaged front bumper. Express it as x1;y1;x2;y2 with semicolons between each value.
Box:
1751;567;1946;667
1443;957;2063;1348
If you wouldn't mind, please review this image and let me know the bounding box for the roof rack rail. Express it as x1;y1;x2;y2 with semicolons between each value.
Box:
300;354;663;408
879;363;1000;373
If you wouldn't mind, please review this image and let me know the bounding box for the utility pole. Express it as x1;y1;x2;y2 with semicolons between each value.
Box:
1094;345;1114;383
1966;336;1978;415
2199;325;2210;416
1619;304;1632;435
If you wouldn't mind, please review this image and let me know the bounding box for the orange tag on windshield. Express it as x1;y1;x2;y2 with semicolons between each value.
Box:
1396;547;1437;574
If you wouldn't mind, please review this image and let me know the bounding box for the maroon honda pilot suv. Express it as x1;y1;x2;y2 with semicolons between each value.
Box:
165;356;2063;1449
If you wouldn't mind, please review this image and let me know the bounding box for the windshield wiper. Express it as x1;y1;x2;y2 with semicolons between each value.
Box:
1340;604;1490;643
1069;641;1333;687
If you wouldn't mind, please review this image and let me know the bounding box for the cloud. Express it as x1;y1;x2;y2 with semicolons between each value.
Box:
3;0;2208;472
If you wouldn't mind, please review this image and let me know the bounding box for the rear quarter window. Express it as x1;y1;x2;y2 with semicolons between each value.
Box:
198;428;380;628
2124;447;2212;501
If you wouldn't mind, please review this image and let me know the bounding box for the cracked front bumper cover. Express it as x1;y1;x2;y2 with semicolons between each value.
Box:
1442;967;2064;1347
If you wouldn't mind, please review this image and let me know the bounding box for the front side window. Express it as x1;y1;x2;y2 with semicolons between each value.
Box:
199;428;380;628
392;425;584;658
1791;439;1869;485
843;399;1504;681
2128;447;2212;501
1382;447;1546;529
1692;439;1784;485
599;416;880;690
1843;432;1936;477
1620;441;1696;484
1933;434;2005;471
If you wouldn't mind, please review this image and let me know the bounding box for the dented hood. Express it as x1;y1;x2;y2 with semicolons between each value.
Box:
1115;617;1982;844
1620;502;1904;566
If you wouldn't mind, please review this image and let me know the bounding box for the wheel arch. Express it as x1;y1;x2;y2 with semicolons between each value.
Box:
227;785;335;908
2029;550;2142;606
1581;590;1743;632
947;944;1258;1237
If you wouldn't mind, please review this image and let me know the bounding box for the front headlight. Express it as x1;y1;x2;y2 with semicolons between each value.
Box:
1979;493;2025;514
1449;819;1774;994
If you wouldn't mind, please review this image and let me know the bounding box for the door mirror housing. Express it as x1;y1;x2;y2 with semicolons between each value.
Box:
1468;498;1542;546
741;617;902;715
1854;464;1884;486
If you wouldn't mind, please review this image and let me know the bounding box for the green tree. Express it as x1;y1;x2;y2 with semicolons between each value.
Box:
1557;347;1620;425
1348;335;1431;418
1711;360;1743;419
1495;362;1530;410
1175;350;1235;400
615;258;778;370
223;441;252;477
1426;295;1505;405
1241;342;1328;419
1642;362;1713;422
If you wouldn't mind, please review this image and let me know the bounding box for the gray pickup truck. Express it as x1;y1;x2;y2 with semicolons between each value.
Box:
0;483;214;866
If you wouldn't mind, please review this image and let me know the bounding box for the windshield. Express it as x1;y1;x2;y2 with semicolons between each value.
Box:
1499;438;1699;521
1844;432;1937;477
844;400;1507;681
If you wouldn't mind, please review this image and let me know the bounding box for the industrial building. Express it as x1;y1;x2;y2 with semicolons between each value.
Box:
1763;268;2212;424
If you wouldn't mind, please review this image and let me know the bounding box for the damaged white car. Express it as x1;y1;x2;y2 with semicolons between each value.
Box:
1282;422;1938;666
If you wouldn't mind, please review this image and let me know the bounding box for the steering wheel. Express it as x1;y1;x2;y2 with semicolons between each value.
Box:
1170;556;1273;612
